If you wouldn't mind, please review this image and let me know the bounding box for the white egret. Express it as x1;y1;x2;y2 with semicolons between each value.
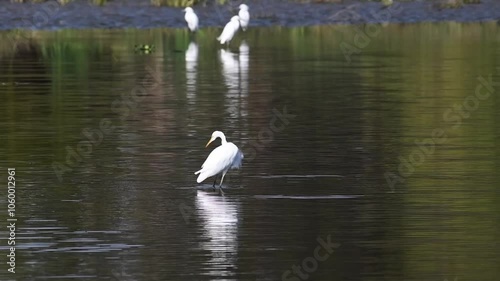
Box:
217;16;240;47
195;131;244;189
238;4;250;31
183;7;199;32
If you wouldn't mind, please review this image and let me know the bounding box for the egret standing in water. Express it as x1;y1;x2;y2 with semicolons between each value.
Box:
238;4;250;31
217;16;240;47
195;131;244;190
183;7;199;32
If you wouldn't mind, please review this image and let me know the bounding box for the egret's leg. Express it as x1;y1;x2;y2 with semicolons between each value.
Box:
213;175;218;191
219;171;228;189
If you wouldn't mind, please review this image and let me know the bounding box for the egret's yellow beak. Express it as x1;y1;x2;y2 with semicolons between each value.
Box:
205;137;214;148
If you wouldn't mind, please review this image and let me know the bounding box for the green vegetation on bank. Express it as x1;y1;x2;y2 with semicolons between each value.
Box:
5;0;483;8
9;0;228;6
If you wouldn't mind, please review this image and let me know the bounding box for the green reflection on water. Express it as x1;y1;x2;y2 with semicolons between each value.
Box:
0;23;499;280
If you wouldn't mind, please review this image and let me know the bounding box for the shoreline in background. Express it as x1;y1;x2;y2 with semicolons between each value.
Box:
0;0;499;31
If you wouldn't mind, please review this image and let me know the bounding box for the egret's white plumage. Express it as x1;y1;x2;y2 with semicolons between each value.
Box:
195;131;243;187
217;16;240;45
184;7;199;32
238;4;250;31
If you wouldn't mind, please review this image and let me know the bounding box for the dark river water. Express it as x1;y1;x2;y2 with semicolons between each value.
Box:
1;23;500;280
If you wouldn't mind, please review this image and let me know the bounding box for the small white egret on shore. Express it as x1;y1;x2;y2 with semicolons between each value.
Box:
184;7;199;32
217;16;240;46
195;131;243;189
238;4;250;31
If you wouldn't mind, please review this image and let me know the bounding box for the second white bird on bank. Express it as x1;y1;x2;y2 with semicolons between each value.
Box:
217;15;240;46
238;4;250;31
195;131;244;189
184;7;199;32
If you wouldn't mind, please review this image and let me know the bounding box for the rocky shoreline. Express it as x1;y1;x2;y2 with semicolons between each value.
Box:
0;0;499;30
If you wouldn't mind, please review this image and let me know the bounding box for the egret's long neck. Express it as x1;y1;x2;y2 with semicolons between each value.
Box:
219;135;227;145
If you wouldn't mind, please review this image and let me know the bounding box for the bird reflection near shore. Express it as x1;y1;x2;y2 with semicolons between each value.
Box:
185;41;198;106
219;41;249;133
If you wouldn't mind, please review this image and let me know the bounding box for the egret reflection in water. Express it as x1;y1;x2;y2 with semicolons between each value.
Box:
219;41;249;133
196;190;239;277
185;41;198;106
239;40;249;100
219;48;239;91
